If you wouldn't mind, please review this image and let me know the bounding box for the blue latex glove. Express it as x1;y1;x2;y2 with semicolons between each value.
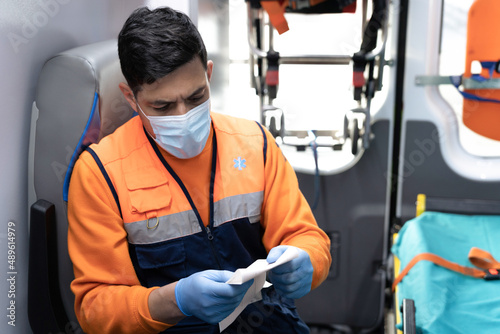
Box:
175;270;253;324
267;245;313;299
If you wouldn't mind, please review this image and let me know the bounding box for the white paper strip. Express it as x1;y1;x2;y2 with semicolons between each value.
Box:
219;247;299;332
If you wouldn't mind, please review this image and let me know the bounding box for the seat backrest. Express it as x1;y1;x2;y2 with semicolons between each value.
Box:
29;39;134;333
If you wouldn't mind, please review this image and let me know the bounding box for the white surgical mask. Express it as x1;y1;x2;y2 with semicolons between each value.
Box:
137;98;212;159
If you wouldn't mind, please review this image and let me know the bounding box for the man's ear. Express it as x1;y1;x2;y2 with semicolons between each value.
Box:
119;82;137;112
207;60;214;82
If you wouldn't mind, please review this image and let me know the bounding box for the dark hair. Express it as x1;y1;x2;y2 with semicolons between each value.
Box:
118;6;208;95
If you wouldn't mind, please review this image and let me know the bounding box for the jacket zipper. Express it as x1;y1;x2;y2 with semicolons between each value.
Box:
206;226;222;269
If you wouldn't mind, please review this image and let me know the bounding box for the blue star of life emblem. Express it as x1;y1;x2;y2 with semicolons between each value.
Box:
233;156;246;170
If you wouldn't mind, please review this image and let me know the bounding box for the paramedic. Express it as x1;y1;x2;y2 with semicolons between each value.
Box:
67;6;331;334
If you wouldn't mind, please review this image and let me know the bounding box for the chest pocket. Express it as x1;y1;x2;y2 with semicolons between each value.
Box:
125;168;172;213
132;238;187;287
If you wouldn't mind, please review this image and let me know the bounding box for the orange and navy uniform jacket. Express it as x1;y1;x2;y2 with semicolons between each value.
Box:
68;112;332;334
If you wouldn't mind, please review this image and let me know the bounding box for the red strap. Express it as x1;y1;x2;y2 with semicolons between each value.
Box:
266;70;279;86
353;71;365;88
392;248;500;292
309;0;328;6
343;2;357;13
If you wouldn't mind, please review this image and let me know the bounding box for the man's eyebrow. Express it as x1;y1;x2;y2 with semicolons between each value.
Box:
187;86;206;98
150;99;173;107
148;85;207;106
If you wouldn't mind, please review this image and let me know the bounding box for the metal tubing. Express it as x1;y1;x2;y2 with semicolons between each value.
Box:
279;55;351;65
246;3;389;66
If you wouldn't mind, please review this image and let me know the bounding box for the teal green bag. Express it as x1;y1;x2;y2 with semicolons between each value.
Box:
392;212;500;333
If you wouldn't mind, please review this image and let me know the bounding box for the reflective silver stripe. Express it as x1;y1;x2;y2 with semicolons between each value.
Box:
213;191;263;227
125;191;263;245
125;210;201;245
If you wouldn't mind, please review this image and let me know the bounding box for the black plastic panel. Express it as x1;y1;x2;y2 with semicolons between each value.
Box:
295;120;390;330
28;199;70;333
400;121;500;223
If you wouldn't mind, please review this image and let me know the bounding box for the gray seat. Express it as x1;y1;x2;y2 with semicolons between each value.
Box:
28;39;134;333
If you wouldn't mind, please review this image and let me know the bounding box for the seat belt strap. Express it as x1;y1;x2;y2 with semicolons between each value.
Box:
392;248;500;292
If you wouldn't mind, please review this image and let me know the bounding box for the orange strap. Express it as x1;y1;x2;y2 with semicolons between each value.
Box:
392;247;500;292
469;247;500;270
260;1;290;35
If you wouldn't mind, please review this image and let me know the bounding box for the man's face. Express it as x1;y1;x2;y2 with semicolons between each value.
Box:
120;58;213;139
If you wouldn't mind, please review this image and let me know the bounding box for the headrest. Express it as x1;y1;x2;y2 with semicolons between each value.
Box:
35;39;134;143
33;39;135;202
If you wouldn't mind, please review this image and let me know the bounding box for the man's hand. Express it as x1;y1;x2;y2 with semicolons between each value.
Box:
175;270;252;324
267;245;313;299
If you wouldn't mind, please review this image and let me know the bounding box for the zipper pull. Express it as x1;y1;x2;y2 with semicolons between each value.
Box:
206;226;214;240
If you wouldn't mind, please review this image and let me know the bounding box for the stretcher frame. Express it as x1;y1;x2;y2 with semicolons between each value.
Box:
245;0;389;155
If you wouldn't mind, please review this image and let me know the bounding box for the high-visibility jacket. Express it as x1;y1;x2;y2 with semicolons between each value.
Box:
68;112;331;334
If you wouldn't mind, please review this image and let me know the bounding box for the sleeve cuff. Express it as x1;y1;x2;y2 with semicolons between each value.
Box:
136;287;174;333
288;241;331;289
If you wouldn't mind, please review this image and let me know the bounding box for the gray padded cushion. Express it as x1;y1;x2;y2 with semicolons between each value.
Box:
35;39;133;143
33;39;134;325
